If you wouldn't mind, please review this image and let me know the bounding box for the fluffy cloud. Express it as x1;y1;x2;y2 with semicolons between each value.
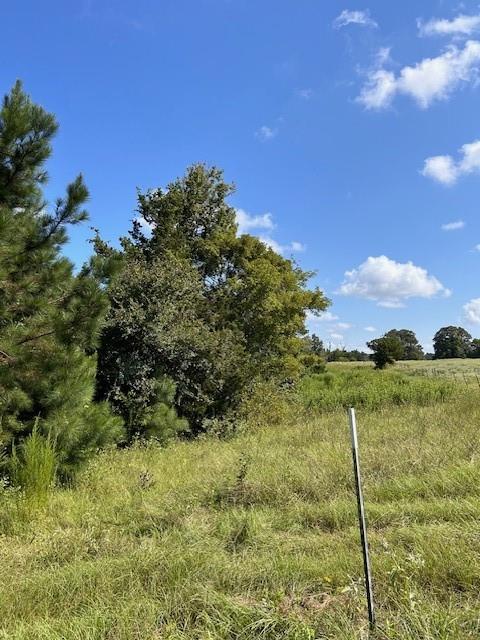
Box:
306;311;340;323
422;139;480;185
259;236;305;255
339;255;450;307
358;40;480;109
364;326;377;332
255;125;277;141
236;209;275;235
235;209;304;255
333;9;377;29
463;298;480;324
422;155;458;185
419;14;480;37
441;220;465;231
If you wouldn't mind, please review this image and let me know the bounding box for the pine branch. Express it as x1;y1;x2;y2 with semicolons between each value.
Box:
16;330;55;345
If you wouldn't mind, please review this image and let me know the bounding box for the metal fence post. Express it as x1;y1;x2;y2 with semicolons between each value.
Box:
348;407;375;630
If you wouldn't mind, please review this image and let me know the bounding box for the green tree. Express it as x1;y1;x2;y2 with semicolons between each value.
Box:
384;329;424;360
95;164;328;432
0;82;122;481
94;249;241;436
470;339;480;359
301;334;326;373
433;326;472;359
367;336;404;369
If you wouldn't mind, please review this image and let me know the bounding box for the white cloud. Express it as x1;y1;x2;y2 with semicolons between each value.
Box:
328;332;345;341
235;209;304;256
336;322;353;330
297;88;313;99
475;244;480;252
255;125;277;141
339;255;450;307
291;241;306;251
422;139;480;185
358;40;480;109
135;215;155;232
307;310;339;323
422;155;458;185
235;209;275;235
364;326;377;332
333;9;378;29
358;69;397;109
464;297;480;324
419;14;480;37
441;220;465;231
260;236;305;255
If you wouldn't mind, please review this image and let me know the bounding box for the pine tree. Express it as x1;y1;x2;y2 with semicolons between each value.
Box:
0;82;123;481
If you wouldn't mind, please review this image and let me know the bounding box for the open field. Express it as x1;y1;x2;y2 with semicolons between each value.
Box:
329;358;480;379
1;364;480;639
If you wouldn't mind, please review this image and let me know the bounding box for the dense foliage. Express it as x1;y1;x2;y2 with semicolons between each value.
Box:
95;165;328;434
0;82;122;480
433;326;473;359
384;329;424;360
367;335;404;369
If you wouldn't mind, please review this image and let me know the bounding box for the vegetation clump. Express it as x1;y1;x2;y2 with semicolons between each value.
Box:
94;164;328;435
0;82;122;482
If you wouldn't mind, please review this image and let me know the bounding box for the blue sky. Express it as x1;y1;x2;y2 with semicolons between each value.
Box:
3;1;480;352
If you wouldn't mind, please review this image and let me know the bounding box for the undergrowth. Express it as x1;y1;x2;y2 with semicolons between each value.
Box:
0;365;479;638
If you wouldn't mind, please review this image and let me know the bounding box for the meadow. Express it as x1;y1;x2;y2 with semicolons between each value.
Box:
1;361;480;639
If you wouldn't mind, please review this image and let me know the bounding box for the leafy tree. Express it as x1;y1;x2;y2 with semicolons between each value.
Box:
367;336;404;369
326;348;370;362
301;334;326;373
0;82;123;481
433;326;472;359
470;339;480;359
94;249;242;436
96;164;328;432
310;334;324;356
384;329;424;360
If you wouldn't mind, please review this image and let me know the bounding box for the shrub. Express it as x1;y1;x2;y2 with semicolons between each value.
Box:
237;379;301;429
10;425;57;506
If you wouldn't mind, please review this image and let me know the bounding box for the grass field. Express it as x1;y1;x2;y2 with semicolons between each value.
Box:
330;358;480;382
1;361;480;639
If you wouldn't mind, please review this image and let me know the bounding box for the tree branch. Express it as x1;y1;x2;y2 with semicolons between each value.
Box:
16;330;55;346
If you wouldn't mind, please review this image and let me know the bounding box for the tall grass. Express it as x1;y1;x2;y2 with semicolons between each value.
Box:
10;426;57;507
1;367;479;638
299;368;455;412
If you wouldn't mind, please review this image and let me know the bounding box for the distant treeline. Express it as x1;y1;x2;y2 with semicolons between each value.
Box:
307;326;480;368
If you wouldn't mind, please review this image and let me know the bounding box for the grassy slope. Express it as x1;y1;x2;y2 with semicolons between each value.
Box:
1;368;480;638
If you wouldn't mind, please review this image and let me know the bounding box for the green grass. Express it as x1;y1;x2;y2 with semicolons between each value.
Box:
1;365;480;638
330;358;480;383
299;368;455;412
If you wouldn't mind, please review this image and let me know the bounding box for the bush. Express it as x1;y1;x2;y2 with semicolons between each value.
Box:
10;425;57;506
237;379;301;429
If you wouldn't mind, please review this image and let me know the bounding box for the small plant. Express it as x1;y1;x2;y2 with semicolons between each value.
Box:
10;423;57;507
